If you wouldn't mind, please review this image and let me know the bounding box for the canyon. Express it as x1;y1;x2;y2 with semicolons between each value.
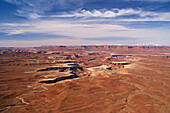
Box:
0;46;170;113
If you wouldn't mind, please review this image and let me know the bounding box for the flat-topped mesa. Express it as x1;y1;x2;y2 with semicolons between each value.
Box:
37;63;83;72
1;46;170;54
48;55;72;60
55;46;68;50
38;74;79;84
89;46;98;49
79;46;88;49
111;62;131;65
78;46;170;50
114;46;129;49
103;46;111;50
105;61;131;70
111;54;132;58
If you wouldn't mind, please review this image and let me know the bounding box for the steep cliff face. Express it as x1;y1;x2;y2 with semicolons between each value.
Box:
56;46;68;50
79;46;88;49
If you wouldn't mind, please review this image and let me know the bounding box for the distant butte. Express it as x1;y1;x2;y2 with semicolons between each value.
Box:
78;45;170;50
55;46;68;50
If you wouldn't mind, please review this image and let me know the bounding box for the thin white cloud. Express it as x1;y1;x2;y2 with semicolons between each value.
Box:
1;19;170;42
1;20;134;36
15;10;42;19
50;9;138;18
4;0;83;19
4;0;170;21
4;0;170;20
50;9;170;21
4;0;22;5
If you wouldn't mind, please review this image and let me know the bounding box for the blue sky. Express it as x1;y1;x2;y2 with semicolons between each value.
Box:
0;0;170;47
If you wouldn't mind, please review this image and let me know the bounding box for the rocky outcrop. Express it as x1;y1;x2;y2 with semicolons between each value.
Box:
37;66;83;72
39;74;79;84
55;46;68;50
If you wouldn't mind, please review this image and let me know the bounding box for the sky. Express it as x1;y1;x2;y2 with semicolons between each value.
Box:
0;0;170;47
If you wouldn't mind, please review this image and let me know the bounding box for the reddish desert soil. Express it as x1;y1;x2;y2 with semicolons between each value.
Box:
0;47;170;113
